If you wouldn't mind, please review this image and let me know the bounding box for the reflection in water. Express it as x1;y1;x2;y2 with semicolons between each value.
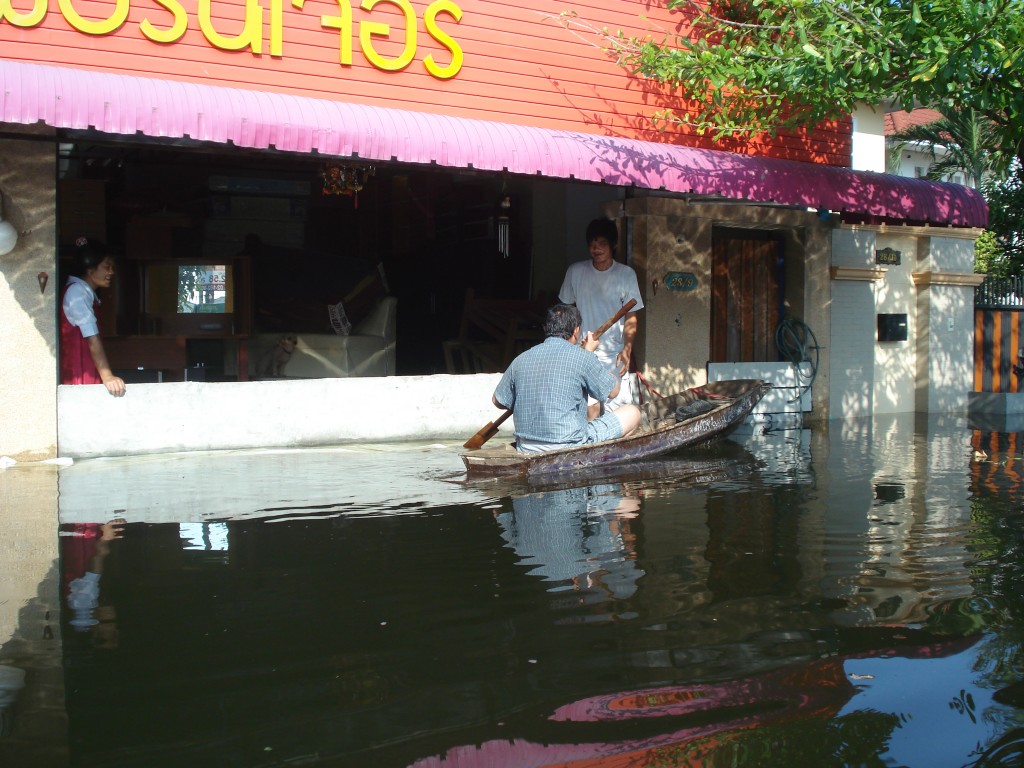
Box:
495;484;643;615
0;665;25;738
61;518;124;646
179;522;230;552
6;418;1024;766
414;630;979;768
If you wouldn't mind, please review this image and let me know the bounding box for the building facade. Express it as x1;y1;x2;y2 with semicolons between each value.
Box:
0;1;986;460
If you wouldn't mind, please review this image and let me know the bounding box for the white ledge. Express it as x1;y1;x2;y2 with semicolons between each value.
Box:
912;271;986;287
830;266;887;281
839;223;984;240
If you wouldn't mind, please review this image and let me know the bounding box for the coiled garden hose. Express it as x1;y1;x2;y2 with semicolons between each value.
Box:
775;318;820;403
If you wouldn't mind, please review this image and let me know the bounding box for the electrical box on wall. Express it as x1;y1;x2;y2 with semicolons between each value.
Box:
878;313;908;342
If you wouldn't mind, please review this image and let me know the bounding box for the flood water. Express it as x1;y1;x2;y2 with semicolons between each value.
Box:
4;414;1024;767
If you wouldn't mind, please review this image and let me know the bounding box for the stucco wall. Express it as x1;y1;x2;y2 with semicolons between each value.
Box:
830;228;920;416
617;196;832;419
621;198;713;396
0;133;58;461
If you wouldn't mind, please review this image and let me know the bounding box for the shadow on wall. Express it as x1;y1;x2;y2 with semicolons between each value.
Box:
642;365;705;401
0;140;58;359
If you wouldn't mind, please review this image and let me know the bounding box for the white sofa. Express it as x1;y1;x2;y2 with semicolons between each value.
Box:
243;296;397;378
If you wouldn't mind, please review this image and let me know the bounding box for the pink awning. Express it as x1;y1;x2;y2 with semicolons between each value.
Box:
0;59;987;227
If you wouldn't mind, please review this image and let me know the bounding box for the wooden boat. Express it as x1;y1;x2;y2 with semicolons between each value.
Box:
461;440;762;498
461;379;770;477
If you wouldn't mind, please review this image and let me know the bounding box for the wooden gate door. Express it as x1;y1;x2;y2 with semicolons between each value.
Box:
711;229;783;362
974;308;1024;393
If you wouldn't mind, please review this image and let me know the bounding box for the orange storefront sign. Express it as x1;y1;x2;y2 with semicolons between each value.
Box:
0;0;850;164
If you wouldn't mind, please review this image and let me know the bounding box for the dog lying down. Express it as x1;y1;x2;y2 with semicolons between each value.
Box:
257;334;297;378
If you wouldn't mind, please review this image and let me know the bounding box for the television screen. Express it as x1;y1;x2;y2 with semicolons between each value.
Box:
146;263;235;314
178;265;228;313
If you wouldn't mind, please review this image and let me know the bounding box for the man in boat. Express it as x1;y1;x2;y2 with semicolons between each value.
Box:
492;304;642;453
558;218;644;419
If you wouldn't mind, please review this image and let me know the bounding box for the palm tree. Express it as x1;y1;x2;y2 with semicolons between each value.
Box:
889;106;1011;189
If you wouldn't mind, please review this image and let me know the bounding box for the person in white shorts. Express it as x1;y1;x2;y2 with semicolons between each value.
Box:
558;218;644;419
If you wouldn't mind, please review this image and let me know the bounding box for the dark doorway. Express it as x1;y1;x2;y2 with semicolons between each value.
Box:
710;228;784;363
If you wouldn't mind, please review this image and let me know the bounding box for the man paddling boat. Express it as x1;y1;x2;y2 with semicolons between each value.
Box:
491;304;641;454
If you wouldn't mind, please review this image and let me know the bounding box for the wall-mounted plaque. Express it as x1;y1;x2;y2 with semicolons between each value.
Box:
875;248;901;266
664;272;698;291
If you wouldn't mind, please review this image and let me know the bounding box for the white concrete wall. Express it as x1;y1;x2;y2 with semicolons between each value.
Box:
829;229;878;417
830;227;980;418
919;235;976;274
829;229;919;416
915;236;979;414
57;373;506;459
829;279;877;418
851;105;886;172
708;362;813;412
873;233;918;414
832;228;877;270
890;143;968;186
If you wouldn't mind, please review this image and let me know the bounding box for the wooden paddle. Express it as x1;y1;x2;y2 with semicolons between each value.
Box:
462;408;513;451
580;298;637;347
463;299;638;450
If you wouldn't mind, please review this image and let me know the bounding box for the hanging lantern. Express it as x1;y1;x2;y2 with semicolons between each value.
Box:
497;193;511;258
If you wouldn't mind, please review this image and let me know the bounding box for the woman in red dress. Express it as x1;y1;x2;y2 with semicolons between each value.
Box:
59;237;126;396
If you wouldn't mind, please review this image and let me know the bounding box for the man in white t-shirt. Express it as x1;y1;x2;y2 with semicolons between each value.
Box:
558;218;644;417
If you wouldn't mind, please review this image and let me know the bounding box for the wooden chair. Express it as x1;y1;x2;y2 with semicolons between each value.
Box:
443;289;547;374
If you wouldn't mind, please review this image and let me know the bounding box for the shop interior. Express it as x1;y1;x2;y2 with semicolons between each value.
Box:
56;137;544;381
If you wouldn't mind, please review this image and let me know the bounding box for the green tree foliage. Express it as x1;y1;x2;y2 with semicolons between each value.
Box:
980;166;1024;275
600;0;1024;163
975;230;1005;275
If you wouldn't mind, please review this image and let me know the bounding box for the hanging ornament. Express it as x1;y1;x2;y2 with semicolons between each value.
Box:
321;163;375;208
497;193;511;258
322;164;345;196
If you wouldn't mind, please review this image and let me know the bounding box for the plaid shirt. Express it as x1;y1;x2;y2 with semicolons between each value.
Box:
494;336;617;446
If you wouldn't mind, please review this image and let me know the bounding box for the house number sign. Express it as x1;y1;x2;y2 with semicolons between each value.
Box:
875;248;901;266
664;272;698;292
